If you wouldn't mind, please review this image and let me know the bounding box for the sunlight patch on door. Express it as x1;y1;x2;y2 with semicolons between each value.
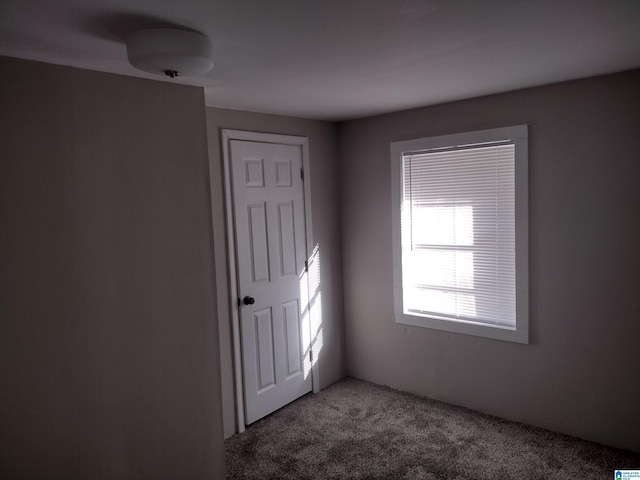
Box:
299;244;323;380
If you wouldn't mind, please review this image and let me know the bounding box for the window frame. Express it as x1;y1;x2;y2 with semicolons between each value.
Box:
390;125;529;344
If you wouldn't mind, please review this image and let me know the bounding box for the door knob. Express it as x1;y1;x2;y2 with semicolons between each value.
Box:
243;296;255;306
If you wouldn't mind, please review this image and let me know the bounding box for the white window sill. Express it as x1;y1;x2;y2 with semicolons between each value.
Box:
396;311;529;344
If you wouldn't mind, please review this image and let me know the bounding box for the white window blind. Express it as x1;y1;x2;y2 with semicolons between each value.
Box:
401;142;516;328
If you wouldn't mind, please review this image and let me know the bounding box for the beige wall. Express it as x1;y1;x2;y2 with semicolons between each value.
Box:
0;57;225;479
2;51;636;475
205;108;345;438
339;69;640;452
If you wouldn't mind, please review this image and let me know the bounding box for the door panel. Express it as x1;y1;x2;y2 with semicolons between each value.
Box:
230;140;312;424
247;203;270;283
282;299;302;378
277;202;297;276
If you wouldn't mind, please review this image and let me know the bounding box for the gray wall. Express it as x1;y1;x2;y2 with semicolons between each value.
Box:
205;107;345;438
339;69;640;452
0;57;225;479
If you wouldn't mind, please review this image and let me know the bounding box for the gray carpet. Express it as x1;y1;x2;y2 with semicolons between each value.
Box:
225;377;639;479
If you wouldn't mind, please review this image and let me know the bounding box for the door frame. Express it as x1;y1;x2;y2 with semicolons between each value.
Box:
220;129;319;434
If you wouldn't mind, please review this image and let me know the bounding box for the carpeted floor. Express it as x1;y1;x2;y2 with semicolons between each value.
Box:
225;377;639;479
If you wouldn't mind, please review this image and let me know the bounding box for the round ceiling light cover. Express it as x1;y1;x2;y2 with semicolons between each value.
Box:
126;28;214;77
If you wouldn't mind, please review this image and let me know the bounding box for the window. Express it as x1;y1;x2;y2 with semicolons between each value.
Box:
390;126;528;343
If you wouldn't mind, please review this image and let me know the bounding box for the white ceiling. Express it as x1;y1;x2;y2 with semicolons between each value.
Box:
1;0;639;121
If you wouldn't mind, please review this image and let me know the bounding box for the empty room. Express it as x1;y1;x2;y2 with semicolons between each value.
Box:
1;1;639;479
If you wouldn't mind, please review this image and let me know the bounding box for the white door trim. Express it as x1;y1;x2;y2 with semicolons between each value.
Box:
220;129;319;434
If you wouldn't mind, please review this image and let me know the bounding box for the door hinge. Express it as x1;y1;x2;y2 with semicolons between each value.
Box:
309;350;313;362
300;168;304;180
304;260;309;272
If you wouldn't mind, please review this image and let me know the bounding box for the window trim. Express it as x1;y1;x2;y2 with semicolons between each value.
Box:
390;125;529;344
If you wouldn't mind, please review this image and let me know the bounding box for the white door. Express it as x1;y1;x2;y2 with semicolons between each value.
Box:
230;139;312;424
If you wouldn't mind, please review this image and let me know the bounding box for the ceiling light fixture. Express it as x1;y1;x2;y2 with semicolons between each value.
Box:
126;28;214;78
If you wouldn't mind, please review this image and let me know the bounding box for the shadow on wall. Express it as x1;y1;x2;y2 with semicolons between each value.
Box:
81;13;205;43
